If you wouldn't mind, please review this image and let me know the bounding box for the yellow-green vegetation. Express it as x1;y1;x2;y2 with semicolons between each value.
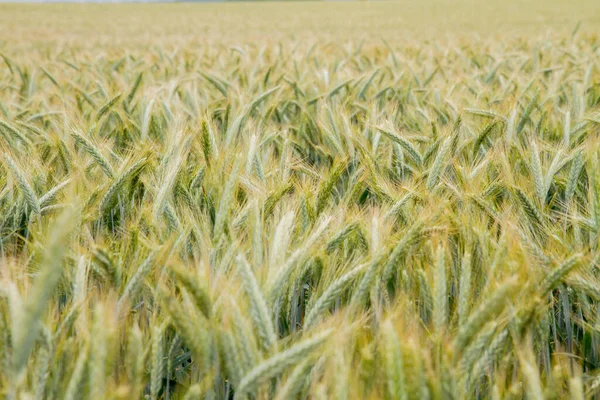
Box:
2;1;600;399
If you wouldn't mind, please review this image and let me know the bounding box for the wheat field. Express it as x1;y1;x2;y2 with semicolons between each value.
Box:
2;1;600;399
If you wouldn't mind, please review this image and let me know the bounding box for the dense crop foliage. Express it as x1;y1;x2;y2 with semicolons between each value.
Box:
2;2;600;399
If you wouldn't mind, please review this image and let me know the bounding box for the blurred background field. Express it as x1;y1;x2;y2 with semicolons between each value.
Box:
1;0;600;48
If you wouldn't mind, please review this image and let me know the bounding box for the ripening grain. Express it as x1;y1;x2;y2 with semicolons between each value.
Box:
1;1;600;399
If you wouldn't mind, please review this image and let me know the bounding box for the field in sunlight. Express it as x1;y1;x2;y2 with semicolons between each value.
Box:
2;1;600;399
